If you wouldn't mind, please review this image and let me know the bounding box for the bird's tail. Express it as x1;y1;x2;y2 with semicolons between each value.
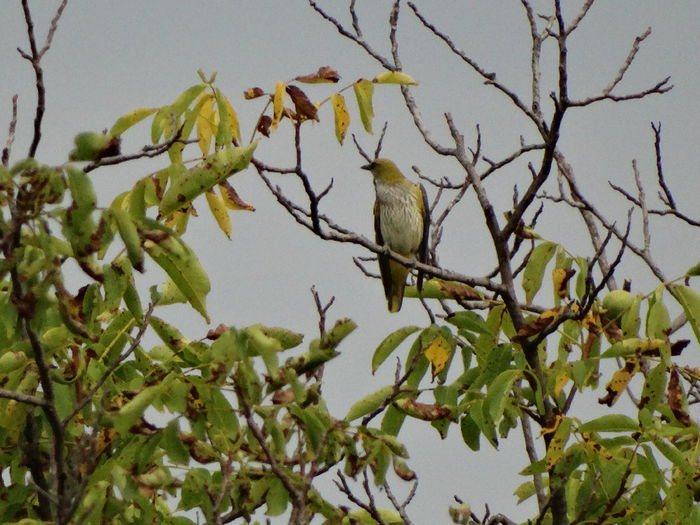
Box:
385;259;409;313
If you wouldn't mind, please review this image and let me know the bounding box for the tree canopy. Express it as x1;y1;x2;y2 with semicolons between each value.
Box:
1;1;699;524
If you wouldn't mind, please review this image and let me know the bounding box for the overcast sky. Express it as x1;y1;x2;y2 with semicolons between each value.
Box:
2;1;699;522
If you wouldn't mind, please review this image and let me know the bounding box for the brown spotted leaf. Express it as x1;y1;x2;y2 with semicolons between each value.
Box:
219;181;255;211
599;359;639;406
667;368;691;425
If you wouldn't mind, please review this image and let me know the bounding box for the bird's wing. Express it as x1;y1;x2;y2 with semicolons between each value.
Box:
416;183;430;291
374;200;394;300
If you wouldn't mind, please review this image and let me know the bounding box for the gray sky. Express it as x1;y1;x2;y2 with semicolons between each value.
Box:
3;1;699;522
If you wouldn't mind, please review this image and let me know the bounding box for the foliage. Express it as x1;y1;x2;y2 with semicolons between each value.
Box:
1;2;699;525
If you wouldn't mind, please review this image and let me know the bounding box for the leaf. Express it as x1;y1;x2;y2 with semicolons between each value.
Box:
578;414;638;433
110;107;158;136
330;93;350;144
671;285;700;345
353;79;375;133
113;209;144;272
393;398;451;421
423;332;453;379
345;385;394;421
446;310;492;335
285;85;318;121
639;362;667;411
646;288;671;339
372;326;419;373
295;66;341;83
543;417;572;470
243;87;265;99
266;477;289;517
159;143;257;216
598;359;639;407
373;71;418;85
272;81;285;131
196;94;216;156
685;261;700;276
144;234;211;322
460;414;480;450
522;241;557;304
219;181;255;211
214;89;241;145
484;369;520;421
205;189;231;239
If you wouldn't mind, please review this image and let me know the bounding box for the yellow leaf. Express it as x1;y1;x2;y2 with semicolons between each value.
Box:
353;79;374;134
554;372;570;396
222;95;241;143
330;93;350;145
272;81;285;131
205;189;232;239
196;94;216;156
423;333;451;379
373;71;418;85
599;358;639;407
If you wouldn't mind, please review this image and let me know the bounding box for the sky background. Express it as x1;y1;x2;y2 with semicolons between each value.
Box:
2;1;700;522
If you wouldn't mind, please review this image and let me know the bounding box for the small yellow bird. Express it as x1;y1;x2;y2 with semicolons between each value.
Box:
362;158;429;312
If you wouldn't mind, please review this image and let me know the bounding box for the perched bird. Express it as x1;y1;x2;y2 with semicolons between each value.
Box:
362;158;429;312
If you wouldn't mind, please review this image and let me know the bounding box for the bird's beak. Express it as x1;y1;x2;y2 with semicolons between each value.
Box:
361;162;373;171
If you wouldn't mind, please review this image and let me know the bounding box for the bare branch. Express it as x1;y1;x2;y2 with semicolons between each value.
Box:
651;122;675;209
407;1;542;131
18;0;69;158
307;0;394;70
2;94;18;166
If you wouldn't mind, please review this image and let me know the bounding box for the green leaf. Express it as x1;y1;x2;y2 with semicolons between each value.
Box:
345;385;393;421
646;287;671;339
685;261;700;276
446;310;492;336
522;241;557;304
372;326;419;373
159;143;257;216
145;234;211;322
353;79;374;133
266;477;289;517
114;373;174;434
162;420;189;464
672;285;700;345
110;107;158;136
460;413;480;451
484;369;520;421
640;362;667;412
578;414;638;433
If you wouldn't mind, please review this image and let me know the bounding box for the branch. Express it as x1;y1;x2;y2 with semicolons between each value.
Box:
307;0;394;70
63;303;155;425
0;388;49;407
18;0;69;158
83;137;196;173
2;94;18;166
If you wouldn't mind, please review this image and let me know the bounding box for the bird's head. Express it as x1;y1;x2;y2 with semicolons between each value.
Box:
361;158;406;184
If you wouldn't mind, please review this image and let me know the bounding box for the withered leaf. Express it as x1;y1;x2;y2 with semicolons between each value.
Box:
243;87;265;99
295;66;341;84
256;115;272;137
285;85;318;121
206;323;230;340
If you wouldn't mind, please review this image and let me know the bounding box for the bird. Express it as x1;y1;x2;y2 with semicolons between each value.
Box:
361;158;429;312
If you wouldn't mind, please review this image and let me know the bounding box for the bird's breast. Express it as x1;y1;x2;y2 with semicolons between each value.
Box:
375;183;424;255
